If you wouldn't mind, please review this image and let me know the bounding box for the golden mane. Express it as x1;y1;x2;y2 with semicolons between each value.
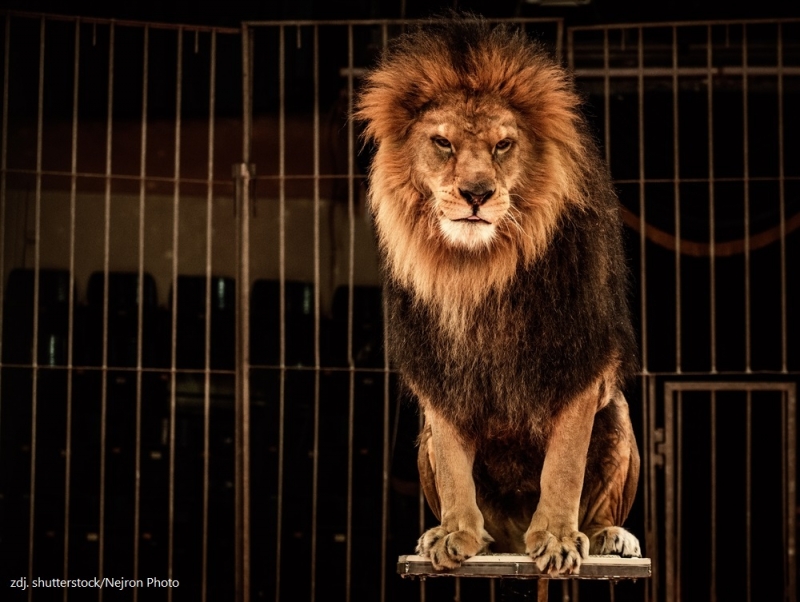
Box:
356;19;598;324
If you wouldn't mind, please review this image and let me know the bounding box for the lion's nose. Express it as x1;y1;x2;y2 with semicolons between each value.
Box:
458;186;495;208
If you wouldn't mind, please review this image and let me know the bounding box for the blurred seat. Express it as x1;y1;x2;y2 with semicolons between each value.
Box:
329;285;384;368
85;271;160;368
250;279;315;367
2;268;72;366
171;275;236;370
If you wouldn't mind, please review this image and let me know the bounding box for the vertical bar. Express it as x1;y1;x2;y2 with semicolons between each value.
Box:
418;411;426;602
273;24;285;602
237;24;254;602
28;17;46;602
201;28;217;602
310;23;320;602
99;21;115;598
242;38;253;602
676;391;682;600
345;23;355;602
0;13;10;423
663;385;675;602
133;25;149;602
776;24;787;374
554;19;563;64
782;388;789;600
786;386;797;601
707;25;717;374
646;375;658;602
745;391;752;602
603;28;610;166
566;25;574;71
672;26;682;373
63;18;81;598
741;24;751;373
710;390;717;602
167;28;183;602
380;24;390;602
637;27;648;373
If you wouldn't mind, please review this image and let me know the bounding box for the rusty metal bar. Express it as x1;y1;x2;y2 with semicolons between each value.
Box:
63;18;81;601
672;26;682;373
0;15;8;382
603;28;610;166
777;25;788;375
380;23;390;602
98;21;115;599
1;10;240;33
745;391;752;602
676;390;683;600
707;25;717;374
311;23;321;602
637;27;648;374
166;28;184;602
346;23;356;602
275;24;286;602
243;17;561;27
573;65;800;78
663;382;675;602
201;28;217;602
132;24;149;602
645;375;657;602
419;416;426;601
237;23;255;602
742;24;752;374
27;17;45;602
786;386;797;599
710;389;717;602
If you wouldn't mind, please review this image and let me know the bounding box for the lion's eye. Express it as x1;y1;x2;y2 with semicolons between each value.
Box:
495;139;513;152
433;136;452;150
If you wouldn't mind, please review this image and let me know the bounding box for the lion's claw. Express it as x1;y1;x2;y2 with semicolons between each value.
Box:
525;530;589;576
589;526;641;557
416;526;493;570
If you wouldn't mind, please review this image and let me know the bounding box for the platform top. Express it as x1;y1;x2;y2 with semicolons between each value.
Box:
397;554;651;580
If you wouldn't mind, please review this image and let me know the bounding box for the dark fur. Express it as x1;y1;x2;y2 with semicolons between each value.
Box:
386;184;637;444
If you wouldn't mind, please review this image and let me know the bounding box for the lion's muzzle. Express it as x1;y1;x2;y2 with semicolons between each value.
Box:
458;183;495;210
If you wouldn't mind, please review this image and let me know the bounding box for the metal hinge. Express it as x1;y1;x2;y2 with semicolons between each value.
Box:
652;427;667;468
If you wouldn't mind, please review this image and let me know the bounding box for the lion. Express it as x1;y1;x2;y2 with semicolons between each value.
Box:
355;16;642;576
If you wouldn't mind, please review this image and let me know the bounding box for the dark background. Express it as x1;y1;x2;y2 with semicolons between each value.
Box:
2;0;800;27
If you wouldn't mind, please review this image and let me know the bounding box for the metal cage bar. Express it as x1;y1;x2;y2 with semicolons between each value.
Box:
62;18;80;602
132;23;148;602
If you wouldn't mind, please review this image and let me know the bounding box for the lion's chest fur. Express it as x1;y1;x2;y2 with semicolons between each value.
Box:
384;205;635;446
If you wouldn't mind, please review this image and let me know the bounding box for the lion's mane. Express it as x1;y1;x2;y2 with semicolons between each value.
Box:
357;17;637;447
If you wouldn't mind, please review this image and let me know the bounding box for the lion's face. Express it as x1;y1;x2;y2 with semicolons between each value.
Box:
357;25;587;313
410;101;526;251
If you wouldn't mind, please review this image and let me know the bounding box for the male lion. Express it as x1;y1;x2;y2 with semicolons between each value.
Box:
356;16;641;575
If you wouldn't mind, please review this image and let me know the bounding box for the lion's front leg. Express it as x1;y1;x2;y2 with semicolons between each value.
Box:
416;405;493;570
524;390;597;576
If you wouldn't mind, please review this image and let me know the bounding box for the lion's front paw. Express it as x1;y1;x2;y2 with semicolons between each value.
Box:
416;526;493;570
589;526;641;557
525;530;589;575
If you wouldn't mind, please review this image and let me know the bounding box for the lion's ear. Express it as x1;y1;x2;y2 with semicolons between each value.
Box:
356;72;430;144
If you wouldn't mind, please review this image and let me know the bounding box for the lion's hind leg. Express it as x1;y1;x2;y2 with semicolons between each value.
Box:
581;392;642;558
416;406;494;570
